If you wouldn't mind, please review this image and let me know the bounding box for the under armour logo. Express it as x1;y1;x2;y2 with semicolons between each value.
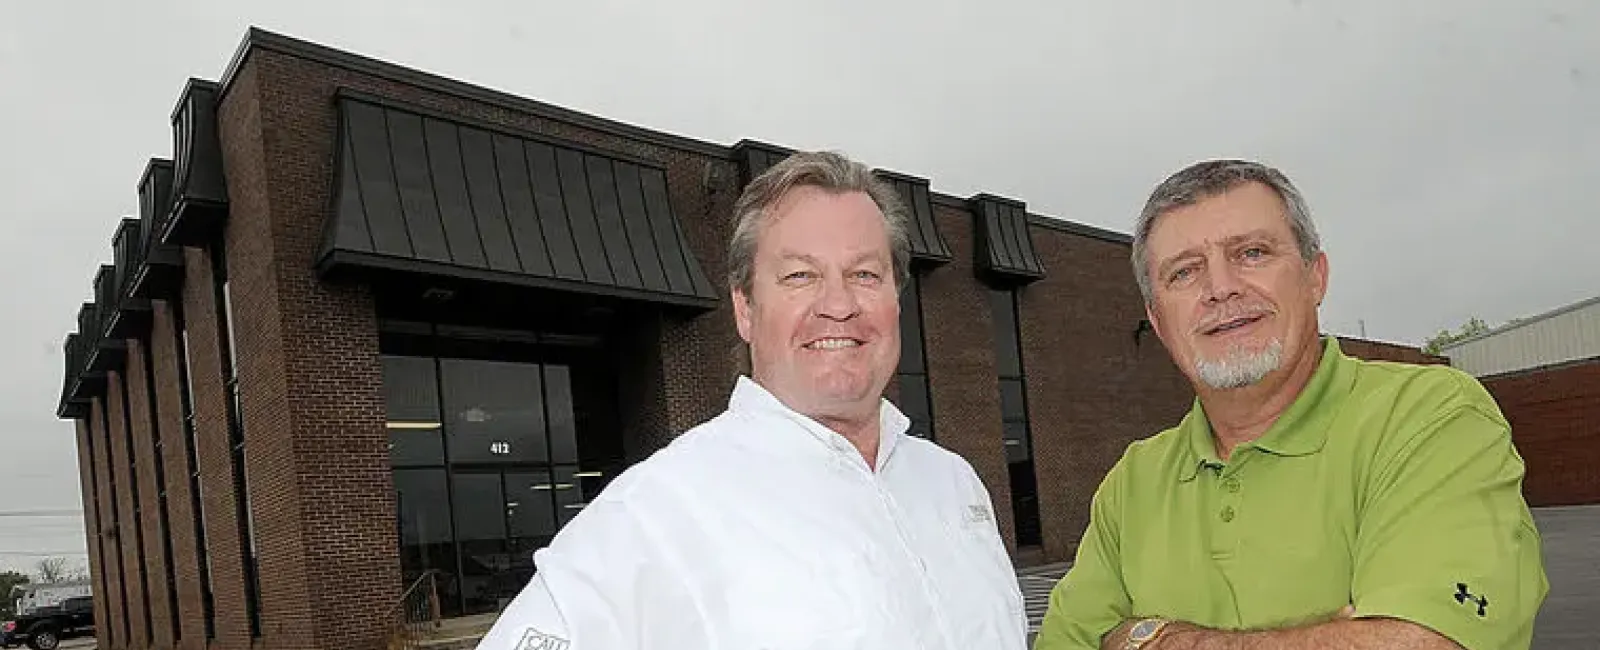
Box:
1454;583;1488;617
514;627;570;650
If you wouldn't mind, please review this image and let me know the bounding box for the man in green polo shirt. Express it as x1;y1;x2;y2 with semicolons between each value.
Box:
1034;160;1548;650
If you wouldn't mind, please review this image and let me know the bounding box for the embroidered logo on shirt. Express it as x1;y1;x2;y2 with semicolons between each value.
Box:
1454;583;1488;617
965;504;993;525
514;626;571;650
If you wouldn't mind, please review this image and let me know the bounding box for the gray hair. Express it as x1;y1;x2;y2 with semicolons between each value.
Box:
727;151;912;298
1130;159;1321;302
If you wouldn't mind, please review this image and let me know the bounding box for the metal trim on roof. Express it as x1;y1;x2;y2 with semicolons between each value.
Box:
969;193;1046;282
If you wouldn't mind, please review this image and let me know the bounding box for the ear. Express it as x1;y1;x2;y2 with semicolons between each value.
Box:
1308;251;1330;307
732;285;754;344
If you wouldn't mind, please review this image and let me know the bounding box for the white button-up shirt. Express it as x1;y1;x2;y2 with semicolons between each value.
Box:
475;376;1028;650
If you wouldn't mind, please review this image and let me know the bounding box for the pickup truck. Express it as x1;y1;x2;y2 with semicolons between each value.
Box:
8;597;93;650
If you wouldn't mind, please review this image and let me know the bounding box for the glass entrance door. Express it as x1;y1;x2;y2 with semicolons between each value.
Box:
382;327;622;617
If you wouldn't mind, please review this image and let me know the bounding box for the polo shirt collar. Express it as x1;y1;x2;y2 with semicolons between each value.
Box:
728;375;909;470
1178;337;1355;481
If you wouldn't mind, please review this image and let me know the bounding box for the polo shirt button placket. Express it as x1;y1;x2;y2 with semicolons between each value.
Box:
1212;472;1243;559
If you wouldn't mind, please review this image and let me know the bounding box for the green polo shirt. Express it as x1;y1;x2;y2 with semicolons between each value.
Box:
1035;337;1548;650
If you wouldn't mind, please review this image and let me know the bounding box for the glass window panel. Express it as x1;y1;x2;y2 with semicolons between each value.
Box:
394;468;454;547
908;417;933;440
451;472;507;542
1000;378;1028;422
441;359;546;464
897;374;932;423
1004;421;1031;463
544;365;578;464
383;356;444;466
552;466;588;527
504;470;558;545
988;289;1022;378
897;274;925;375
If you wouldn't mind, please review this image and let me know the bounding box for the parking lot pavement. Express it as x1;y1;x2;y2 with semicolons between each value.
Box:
1530;504;1600;649
1015;504;1599;649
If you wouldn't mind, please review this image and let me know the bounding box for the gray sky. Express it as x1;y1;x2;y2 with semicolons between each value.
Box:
1;1;1595;573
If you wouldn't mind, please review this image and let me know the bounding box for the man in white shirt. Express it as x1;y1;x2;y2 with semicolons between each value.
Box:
474;150;1028;650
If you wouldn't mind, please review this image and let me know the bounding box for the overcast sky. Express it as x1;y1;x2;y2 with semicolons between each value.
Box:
1;1;1595;573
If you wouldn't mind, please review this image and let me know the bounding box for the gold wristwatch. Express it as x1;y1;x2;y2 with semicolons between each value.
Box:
1123;617;1171;649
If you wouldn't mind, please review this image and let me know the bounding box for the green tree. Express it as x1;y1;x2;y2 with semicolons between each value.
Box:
0;570;29;619
1424;316;1492;355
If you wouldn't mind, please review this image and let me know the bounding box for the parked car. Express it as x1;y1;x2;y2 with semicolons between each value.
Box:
9;597;93;650
2;620;21;648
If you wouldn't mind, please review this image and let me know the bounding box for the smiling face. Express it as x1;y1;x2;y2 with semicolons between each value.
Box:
733;185;902;423
1144;181;1328;390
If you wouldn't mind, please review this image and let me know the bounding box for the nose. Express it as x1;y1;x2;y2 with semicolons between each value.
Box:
1202;258;1245;304
813;272;862;321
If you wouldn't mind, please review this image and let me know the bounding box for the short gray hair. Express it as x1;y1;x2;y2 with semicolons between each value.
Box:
1131;159;1321;302
727;151;911;297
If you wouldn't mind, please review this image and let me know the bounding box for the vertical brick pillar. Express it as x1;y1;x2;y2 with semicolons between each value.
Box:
75;420;111;650
179;246;251;650
218;53;396;650
107;369;152;649
126;338;176;650
90;396;127;650
149;299;209;649
919;206;1016;553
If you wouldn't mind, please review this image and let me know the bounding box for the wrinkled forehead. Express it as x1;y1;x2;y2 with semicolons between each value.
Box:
1147;183;1293;255
756;187;891;259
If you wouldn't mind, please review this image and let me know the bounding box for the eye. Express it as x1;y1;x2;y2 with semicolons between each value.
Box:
1242;246;1266;259
781;270;816;284
1168;266;1194;284
851;269;882;282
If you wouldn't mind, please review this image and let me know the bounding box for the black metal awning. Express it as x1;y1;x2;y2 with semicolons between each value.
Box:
970;194;1046;283
317;92;719;310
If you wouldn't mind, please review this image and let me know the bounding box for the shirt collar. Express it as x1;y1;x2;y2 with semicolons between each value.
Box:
727;376;910;470
1178;337;1355;481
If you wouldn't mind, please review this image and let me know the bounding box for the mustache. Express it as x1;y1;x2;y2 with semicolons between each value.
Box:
1192;304;1275;335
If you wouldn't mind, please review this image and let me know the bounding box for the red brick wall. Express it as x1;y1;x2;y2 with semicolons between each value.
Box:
1019;225;1195;564
149;299;209;650
919;204;1017;552
1479;358;1600;507
108;369;152;649
74;419;110;650
88;396;126;650
178;245;252;650
125;338;175;650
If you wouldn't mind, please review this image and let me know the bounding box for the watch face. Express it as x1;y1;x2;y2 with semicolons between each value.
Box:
1131;620;1161;640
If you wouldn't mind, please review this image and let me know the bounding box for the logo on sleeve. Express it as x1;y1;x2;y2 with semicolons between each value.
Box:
514;626;571;650
965;504;993;526
1454;583;1488;617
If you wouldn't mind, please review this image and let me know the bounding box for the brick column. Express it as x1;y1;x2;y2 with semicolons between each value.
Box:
90;397;127;650
75;420;111;650
126;338;176;650
179;246;251;650
107;369;152;649
921;206;1017;553
149;299;209;649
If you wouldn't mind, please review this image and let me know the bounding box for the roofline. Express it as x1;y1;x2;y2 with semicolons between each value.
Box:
218;27;732;159
208;27;1138;249
1474;353;1600;382
1439;294;1600;351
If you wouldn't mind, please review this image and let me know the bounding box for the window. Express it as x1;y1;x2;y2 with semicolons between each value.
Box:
173;302;215;639
211;243;262;639
989;288;1041;547
893;272;935;439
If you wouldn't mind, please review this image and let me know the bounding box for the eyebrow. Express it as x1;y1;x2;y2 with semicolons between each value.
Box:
773;250;887;268
1155;229;1284;277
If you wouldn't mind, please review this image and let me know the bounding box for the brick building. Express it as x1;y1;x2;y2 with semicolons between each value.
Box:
51;28;1442;650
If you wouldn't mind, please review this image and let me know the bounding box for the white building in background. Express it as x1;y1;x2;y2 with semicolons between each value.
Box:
1440;295;1600;377
9;580;92;617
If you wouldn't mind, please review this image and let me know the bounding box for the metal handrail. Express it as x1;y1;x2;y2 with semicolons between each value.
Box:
385;570;442;650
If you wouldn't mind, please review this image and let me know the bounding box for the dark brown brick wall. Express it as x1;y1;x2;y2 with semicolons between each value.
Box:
1479;358;1600;507
89;395;126;650
178;245;251;650
1019;225;1195;564
74;419;111;650
149;299;209;650
1337;336;1448;365
125;337;176;650
919;205;1017;553
108;370;152;649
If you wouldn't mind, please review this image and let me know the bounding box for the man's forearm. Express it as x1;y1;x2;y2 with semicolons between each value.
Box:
1146;618;1459;650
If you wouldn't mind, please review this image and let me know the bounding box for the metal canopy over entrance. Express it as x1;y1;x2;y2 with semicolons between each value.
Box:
318;91;720;311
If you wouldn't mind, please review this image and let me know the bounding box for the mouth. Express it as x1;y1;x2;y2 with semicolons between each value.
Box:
803;337;864;351
1201;314;1266;336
